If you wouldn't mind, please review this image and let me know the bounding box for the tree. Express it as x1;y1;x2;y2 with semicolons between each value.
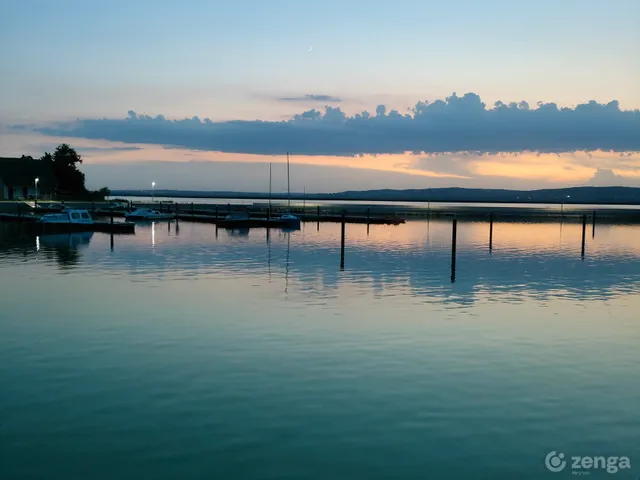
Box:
42;144;86;195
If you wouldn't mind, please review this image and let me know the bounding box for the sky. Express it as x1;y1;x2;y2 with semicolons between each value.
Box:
1;0;639;192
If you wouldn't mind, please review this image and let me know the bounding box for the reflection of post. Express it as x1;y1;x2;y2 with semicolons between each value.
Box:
340;213;346;270
489;212;494;251
592;210;596;238
110;233;114;251
175;218;180;235
581;214;586;259
451;219;457;283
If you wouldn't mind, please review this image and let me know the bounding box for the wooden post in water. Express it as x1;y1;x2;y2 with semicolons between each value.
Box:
489;212;494;251
451;219;457;283
227;203;231;214
581;214;586;259
340;212;346;270
110;212;114;224
92;201;95;213
191;202;194;214
592;210;596;238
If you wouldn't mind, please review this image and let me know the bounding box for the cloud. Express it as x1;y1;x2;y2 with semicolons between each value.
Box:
79;146;142;153
26;93;640;156
588;168;636;186
278;94;342;102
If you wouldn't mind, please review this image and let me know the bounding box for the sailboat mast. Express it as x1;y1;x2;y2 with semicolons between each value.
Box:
268;162;272;211
287;152;291;210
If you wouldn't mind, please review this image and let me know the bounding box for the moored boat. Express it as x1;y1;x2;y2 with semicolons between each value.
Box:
125;208;175;221
35;209;135;234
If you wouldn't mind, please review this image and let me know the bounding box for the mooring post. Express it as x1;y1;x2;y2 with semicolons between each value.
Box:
581;214;586;259
227;203;231;214
451;219;457;283
191;202;194;214
92;201;95;213
592;210;596;238
340;212;346;270
110;212;114;224
489;212;494;251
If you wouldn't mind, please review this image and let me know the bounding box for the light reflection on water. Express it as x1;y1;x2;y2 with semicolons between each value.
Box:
0;219;639;479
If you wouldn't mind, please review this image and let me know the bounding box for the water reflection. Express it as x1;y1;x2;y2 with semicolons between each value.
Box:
0;224;93;269
1;219;639;304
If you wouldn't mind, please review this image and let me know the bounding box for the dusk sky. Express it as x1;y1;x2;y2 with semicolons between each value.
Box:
1;0;639;192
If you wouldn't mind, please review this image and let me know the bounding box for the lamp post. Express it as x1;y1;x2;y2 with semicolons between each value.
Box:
34;177;39;206
152;181;156;203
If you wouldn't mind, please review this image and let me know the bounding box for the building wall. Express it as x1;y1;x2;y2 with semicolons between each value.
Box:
1;185;51;200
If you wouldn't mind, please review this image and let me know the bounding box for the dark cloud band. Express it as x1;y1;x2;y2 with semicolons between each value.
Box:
29;93;640;156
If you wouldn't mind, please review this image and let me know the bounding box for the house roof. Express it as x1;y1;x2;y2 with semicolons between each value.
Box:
0;157;57;189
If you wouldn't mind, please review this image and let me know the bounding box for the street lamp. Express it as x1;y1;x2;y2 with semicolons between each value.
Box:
151;181;156;203
34;178;39;202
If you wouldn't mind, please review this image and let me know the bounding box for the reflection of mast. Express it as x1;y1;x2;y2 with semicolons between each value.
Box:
284;231;290;294
267;228;271;281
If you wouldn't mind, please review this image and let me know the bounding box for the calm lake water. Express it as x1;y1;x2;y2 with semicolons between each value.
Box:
1;219;638;479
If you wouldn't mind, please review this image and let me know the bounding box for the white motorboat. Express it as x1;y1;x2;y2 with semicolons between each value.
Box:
125;208;175;221
40;209;94;224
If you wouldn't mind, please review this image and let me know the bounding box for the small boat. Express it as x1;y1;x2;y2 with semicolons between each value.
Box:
36;209;135;234
40;209;94;224
217;212;259;228
279;152;301;227
125;208;175;221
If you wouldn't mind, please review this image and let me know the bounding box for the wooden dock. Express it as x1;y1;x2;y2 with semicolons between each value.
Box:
0;213;135;234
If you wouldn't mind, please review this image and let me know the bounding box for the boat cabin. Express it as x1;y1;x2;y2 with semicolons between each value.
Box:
40;209;93;224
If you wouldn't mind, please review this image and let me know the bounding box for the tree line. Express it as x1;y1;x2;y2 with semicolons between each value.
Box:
22;144;110;201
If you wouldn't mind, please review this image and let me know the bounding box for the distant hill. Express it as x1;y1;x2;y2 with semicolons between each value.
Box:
110;186;640;205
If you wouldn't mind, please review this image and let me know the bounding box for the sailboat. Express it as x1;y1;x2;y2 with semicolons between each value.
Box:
279;152;301;228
